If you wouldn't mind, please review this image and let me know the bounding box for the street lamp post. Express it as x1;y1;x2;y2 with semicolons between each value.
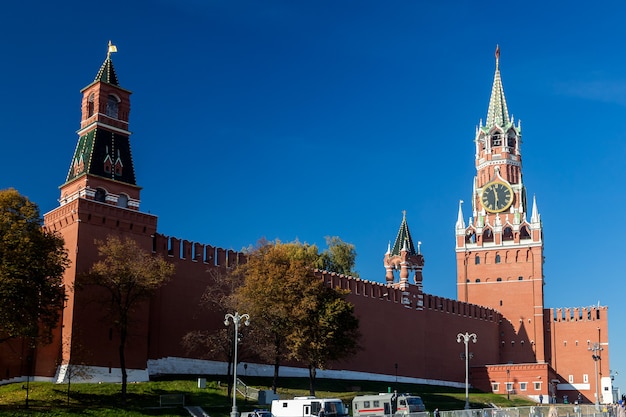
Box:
506;369;510;401
225;312;250;417
588;342;603;409
457;332;477;410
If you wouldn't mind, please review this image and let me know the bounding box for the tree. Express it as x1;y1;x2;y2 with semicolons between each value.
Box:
316;236;359;277
0;188;69;345
82;236;174;403
286;283;360;395
235;239;360;394
235;240;319;392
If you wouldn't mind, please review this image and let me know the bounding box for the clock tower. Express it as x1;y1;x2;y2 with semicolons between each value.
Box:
455;47;545;364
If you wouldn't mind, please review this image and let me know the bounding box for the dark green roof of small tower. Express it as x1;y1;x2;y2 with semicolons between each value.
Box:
94;57;119;86
93;41;119;85
391;211;417;256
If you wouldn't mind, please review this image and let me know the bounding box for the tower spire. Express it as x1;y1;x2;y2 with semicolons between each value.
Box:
530;194;541;224
456;200;466;230
485;45;509;129
391;210;417;256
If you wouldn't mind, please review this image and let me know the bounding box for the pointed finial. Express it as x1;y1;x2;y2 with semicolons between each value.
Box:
495;44;500;68
456;200;466;230
386;241;391;255
402;209;406;219
531;194;540;224
417;241;422;255
107;40;118;60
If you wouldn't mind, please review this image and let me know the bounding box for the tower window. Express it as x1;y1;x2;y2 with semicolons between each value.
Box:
520;226;531;239
106;94;119;118
483;228;494;243
518;276;523;280
495;254;501;264
491;133;502;147
117;194;129;208
475;279;481;283
503;227;513;241
497;277;502;282
88;93;95;117
507;136;516;149
94;188;107;202
475;254;480;265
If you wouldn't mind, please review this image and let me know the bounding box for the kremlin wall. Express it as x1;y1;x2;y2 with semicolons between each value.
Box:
0;45;613;406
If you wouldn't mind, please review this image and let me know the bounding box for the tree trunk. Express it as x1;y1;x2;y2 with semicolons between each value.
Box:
308;364;317;396
272;337;281;393
227;353;233;401
119;325;128;405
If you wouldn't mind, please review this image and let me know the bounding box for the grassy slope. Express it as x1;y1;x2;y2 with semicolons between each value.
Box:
0;377;535;416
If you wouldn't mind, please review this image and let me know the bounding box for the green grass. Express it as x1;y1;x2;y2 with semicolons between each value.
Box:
0;376;535;416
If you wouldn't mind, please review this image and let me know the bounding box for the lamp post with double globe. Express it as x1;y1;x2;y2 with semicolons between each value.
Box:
588;342;603;409
225;312;250;417
457;332;477;410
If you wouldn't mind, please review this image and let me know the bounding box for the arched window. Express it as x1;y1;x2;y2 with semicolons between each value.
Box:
520;225;531;240
503;227;514;241
117;194;129;208
88;93;95;117
94;188;106;202
497;277;502;282
491;133;502;147
475;254;480;265
475;279;481;283
466;230;476;244
507;135;516;150
483;228;494;243
495;254;501;264
106;94;119;118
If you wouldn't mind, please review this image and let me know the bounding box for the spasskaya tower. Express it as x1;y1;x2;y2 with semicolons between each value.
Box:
455;46;545;364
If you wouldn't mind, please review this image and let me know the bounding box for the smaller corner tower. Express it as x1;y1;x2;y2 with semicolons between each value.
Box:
384;211;424;291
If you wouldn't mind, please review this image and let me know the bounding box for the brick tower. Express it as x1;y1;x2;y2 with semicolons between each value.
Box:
42;42;158;381
455;46;545;365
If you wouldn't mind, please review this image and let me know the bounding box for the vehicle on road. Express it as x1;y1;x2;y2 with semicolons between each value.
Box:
352;392;427;417
272;396;349;417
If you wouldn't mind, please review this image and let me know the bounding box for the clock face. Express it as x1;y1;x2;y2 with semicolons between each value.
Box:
481;181;514;213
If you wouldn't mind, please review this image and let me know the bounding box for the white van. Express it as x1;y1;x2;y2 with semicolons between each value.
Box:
352;393;426;417
271;396;349;417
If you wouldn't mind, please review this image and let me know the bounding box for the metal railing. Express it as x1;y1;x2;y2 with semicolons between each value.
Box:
236;378;260;401
441;405;615;417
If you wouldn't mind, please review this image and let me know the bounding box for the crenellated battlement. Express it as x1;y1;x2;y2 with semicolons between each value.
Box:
315;269;499;321
152;233;245;268
552;305;608;322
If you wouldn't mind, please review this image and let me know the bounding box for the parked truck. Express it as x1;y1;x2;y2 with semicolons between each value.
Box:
352;393;427;417
271;396;349;417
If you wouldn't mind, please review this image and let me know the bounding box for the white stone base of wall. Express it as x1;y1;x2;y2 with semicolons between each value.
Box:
0;357;464;390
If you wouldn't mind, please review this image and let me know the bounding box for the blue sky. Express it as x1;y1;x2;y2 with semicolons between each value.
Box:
1;1;624;391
